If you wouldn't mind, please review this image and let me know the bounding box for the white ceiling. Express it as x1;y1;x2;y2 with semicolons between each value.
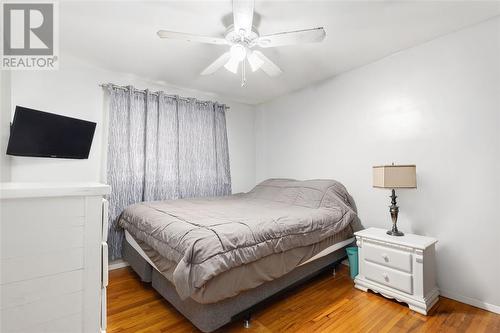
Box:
60;1;500;104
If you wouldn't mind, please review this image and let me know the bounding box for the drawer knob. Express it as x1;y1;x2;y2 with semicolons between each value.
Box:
382;253;389;262
382;273;389;282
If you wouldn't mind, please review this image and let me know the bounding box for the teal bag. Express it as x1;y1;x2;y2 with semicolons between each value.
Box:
346;247;359;279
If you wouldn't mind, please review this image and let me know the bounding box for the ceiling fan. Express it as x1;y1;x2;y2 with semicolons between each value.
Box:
157;0;326;86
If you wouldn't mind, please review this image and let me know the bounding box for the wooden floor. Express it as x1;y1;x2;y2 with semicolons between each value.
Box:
107;266;500;333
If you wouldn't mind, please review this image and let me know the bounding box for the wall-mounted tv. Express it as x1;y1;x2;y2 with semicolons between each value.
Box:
6;106;97;159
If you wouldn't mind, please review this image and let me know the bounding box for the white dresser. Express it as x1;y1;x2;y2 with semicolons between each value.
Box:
1;183;111;333
354;227;439;315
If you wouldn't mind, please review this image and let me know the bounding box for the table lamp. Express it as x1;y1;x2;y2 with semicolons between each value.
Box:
373;164;417;236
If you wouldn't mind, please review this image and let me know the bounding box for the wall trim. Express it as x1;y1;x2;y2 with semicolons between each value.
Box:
108;259;129;271
440;290;500;314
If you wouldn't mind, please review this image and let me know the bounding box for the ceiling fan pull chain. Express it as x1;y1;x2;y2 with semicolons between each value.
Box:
241;60;247;87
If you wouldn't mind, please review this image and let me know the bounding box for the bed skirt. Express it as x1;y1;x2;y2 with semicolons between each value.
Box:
122;238;351;332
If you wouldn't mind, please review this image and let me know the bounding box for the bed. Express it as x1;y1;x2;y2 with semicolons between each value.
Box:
119;178;360;332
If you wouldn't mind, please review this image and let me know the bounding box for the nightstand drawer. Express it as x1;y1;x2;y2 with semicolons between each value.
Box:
364;261;413;294
364;242;412;273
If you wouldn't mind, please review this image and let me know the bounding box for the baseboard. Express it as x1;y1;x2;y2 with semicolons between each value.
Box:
106;258;499;315
440;290;500;314
108;259;130;271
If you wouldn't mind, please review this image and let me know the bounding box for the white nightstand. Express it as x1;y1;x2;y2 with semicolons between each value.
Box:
354;227;439;315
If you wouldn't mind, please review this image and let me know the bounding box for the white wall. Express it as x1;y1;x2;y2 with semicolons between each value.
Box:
255;18;500;312
6;54;256;193
0;70;12;182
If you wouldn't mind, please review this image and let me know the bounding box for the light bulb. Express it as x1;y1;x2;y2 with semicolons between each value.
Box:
230;44;246;62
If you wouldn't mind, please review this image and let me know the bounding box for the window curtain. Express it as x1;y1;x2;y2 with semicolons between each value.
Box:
104;85;231;260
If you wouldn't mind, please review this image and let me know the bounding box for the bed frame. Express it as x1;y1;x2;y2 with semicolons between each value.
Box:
122;238;352;332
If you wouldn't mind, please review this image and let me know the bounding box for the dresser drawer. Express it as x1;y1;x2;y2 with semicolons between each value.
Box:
364;242;412;273
364;261;413;294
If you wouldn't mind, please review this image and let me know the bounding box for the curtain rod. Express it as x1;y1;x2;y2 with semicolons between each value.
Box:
99;83;230;109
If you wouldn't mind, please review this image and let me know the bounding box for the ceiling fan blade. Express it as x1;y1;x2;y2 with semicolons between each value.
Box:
157;30;228;45
224;57;239;74
200;52;231;75
252;51;282;77
257;27;326;48
233;0;254;36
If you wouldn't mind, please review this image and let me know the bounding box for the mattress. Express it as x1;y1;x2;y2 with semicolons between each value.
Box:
124;227;355;303
125;229;354;271
126;230;157;268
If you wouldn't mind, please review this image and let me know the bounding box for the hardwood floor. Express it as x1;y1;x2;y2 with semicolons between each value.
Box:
107;266;500;333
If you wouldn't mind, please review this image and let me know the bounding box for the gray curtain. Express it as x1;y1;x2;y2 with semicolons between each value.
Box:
104;85;231;260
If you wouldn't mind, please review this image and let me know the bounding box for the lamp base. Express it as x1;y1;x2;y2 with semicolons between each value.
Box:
387;229;404;236
388;189;404;236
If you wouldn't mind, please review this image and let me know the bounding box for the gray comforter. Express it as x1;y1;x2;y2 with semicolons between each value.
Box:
119;179;358;300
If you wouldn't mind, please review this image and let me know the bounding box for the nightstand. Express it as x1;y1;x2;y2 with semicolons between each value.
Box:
354;227;439;315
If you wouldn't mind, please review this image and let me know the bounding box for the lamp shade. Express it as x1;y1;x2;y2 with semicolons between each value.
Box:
373;165;417;189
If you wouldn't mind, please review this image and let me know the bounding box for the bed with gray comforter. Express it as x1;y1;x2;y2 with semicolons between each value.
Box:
119;178;359;306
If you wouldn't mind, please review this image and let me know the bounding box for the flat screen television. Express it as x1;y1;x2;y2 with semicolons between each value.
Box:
7;106;97;159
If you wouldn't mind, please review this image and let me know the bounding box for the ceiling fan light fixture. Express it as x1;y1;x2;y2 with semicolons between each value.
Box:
229;44;247;62
160;0;326;84
224;57;240;74
247;51;264;72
